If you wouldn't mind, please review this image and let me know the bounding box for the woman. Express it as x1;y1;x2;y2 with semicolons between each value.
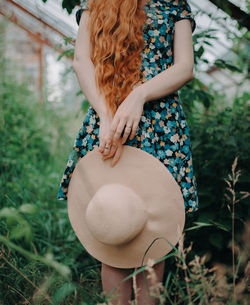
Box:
58;0;199;304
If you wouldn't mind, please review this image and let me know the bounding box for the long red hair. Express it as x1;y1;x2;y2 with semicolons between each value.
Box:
86;0;148;117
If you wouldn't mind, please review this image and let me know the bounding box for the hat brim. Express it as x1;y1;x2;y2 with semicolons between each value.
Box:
67;145;185;268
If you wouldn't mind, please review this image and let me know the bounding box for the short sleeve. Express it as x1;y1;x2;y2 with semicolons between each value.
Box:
173;0;196;33
76;0;89;26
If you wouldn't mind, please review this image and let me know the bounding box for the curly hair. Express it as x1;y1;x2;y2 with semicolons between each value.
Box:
86;0;148;117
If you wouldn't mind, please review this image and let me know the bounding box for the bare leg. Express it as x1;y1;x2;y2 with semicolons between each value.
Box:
135;260;165;305
101;262;133;305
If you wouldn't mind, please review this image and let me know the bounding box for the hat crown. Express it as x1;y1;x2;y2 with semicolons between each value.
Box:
85;183;147;245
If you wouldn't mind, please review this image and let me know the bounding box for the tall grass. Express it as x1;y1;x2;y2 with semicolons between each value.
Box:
0;21;103;303
102;157;249;305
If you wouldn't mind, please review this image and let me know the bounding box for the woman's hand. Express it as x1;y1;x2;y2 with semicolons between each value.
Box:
98;114;124;167
109;87;146;145
102;137;124;167
98;114;115;157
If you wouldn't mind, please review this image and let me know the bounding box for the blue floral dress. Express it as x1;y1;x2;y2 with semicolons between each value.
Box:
57;0;199;215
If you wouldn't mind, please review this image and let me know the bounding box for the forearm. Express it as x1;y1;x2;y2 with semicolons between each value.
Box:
73;59;111;120
137;63;194;104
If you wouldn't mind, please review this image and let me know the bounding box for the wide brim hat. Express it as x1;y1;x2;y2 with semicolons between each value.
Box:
67;145;185;268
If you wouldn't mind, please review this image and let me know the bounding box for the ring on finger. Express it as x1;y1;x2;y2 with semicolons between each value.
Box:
103;145;115;159
104;143;116;152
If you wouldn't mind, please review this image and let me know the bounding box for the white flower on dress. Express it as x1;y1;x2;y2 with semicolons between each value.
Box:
166;149;173;156
160;102;165;108
146;18;154;25
172;10;177;17
164;41;169;48
86;125;93;133
180;167;185;176
170;134;179;143
183;188;188;196
155;112;161;119
89;115;96;125
180;120;186;128
149;43;155;49
164;158;169;165
67;159;73;167
157;50;162;58
164;126;170;133
191;201;197;208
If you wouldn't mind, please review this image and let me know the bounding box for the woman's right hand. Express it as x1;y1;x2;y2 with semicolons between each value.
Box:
98;115;124;167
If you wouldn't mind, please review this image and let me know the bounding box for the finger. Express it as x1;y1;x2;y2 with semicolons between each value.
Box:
111;142;124;167
110;144;123;167
121;122;133;144
102;137;113;156
113;119;126;143
110;116;119;140
99;136;105;153
129;120;140;140
100;130;116;156
102;140;117;157
102;142;117;160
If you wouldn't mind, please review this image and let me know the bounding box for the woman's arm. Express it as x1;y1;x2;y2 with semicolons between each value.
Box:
108;19;195;144
72;9;110;120
135;19;195;104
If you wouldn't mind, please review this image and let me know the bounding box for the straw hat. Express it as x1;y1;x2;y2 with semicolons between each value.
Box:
67;145;185;268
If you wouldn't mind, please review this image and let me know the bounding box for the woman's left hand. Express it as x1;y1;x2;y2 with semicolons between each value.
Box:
109;87;146;145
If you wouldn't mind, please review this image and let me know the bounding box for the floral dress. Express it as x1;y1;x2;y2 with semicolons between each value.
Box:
57;0;199;215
